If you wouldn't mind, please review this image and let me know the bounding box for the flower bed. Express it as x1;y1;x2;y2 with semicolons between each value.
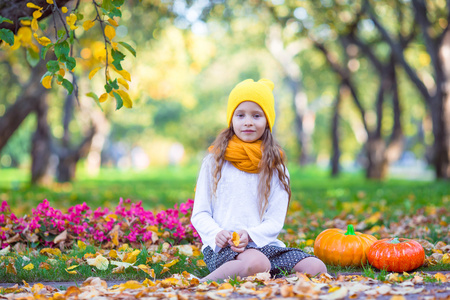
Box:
0;199;200;250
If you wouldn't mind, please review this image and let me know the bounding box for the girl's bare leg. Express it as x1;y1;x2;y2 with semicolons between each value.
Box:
293;257;327;276
201;249;271;282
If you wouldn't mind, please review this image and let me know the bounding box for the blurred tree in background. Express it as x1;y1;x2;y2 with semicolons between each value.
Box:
0;0;448;182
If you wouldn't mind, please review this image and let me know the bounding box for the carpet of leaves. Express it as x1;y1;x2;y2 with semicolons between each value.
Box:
0;198;449;299
1;272;449;299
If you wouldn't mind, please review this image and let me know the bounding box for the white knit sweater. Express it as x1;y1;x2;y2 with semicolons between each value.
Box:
191;154;289;252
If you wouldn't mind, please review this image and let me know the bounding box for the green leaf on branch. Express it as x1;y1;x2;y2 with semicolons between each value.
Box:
57;29;66;41
109;78;119;89
101;0;114;11
41;44;53;59
112;0;125;7
86;92;98;101
108;8;122;18
46;60;60;73
58;75;73;94
104;83;113;93
0;16;13;24
86;92;104;111
76;13;84;21
0;28;14;45
119;42;136;57
55;41;70;60
61;79;74;94
65;57;76;71
58;54;67;63
113;91;123;110
111;49;125;71
69;29;74;44
26;47;40;67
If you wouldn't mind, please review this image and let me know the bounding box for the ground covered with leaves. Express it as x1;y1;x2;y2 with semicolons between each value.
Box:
0;183;449;298
1;271;449;299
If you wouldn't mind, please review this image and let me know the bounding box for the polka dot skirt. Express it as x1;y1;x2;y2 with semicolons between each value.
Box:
203;245;314;278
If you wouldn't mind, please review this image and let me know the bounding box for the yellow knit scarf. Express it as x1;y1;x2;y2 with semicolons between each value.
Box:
210;135;262;173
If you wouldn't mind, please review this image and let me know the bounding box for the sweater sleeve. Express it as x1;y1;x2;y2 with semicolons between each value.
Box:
190;155;224;252
246;170;289;247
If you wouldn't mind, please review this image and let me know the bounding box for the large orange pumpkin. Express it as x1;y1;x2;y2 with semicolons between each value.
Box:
314;224;377;267
367;238;425;272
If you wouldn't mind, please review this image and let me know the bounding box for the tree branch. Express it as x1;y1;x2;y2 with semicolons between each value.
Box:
312;38;370;135
0;0;72;33
364;0;430;103
411;0;442;83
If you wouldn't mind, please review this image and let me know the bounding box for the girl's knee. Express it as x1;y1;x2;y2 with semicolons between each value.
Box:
238;250;271;275
294;257;327;276
245;255;271;275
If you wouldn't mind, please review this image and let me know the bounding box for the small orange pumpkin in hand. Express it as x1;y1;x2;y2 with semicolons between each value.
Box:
314;224;377;267
367;237;425;272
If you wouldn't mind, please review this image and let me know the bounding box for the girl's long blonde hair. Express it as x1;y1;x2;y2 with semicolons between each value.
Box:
210;126;291;219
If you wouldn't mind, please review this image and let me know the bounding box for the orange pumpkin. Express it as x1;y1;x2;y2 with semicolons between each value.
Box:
367;238;425;272
314;224;377;267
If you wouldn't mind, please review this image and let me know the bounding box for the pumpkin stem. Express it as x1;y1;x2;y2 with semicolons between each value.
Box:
390;237;401;244
345;224;356;236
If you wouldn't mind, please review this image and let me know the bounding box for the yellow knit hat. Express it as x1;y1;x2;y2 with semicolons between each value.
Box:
226;78;276;131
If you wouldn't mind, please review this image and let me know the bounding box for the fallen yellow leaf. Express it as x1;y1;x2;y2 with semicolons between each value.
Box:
123;249;140;264
435;273;447;283
109;249;118;259
196;259;206;267
40;248;61;257
442;253;450;264
143;278;156;287
23;263;34;270
138;264;155;277
118;244;129;252
218;282;233;290
328;286;340;293
86;254;109;270
162;258;179;268
6;263;17;275
112;266;125;274
39;262;51;270
77;240;86;251
118;281;143;290
232;232;240;247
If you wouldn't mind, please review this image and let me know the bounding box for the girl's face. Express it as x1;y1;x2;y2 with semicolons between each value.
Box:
232;101;267;142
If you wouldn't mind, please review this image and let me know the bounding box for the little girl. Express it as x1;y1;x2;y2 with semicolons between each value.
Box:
191;78;327;281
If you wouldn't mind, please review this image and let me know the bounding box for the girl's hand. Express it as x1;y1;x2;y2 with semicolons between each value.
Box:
229;230;249;253
215;230;232;248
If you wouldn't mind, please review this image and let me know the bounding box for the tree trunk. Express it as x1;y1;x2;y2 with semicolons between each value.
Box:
331;84;343;176
56;127;96;182
266;25;314;165
432;29;450;178
0;60;47;151
366;137;388;178
30;94;52;184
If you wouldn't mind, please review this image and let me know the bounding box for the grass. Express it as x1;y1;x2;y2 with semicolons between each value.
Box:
0;244;210;283
0;164;449;282
1;164;448;216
